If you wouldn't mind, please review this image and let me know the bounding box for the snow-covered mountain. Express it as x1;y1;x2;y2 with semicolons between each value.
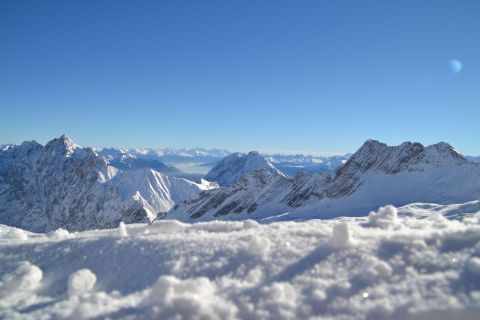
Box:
204;151;285;187
96;148;183;176
170;140;480;221
0;136;216;232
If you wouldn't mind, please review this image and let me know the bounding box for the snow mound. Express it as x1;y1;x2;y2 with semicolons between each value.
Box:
0;261;43;294
145;275;237;319
242;219;260;230
6;227;28;240
68;269;97;296
48;228;71;239
368;205;398;228
0;261;43;309
329;222;353;249
117;222;128;237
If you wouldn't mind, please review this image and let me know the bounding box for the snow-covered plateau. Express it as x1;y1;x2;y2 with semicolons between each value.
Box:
1;202;480;319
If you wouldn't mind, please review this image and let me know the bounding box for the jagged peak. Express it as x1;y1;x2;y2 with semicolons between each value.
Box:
354;140;425;158
46;134;79;148
205;150;284;186
425;141;465;160
429;141;455;152
340;139;468;176
246;151;260;156
44;135;85;159
18;140;42;150
357;140;463;160
362;139;386;148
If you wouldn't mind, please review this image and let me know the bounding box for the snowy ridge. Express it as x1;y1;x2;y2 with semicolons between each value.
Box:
0;136;216;232
1;202;480;319
108;168;216;221
204;151;285;187
171;140;480;221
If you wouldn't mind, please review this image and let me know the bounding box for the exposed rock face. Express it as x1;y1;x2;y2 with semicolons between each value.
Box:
204;151;285;187
170;140;480;221
0;136;216;232
175;169;290;220
282;172;332;207
325;140;468;199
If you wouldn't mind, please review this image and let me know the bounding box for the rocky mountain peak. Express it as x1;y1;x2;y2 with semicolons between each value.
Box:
44;135;84;158
338;140;427;175
427;142;465;159
204;151;284;187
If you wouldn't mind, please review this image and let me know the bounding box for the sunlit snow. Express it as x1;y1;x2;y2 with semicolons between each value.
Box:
1;202;480;319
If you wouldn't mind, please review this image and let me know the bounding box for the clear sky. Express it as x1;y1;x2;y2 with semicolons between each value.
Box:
1;0;479;155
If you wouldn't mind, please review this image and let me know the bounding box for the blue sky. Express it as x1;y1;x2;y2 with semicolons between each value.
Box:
1;0;479;155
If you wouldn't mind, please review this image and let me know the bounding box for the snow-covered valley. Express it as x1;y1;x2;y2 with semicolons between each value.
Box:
1;202;480;319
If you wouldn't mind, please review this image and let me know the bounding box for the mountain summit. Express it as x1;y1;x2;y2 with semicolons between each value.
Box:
204;151;285;186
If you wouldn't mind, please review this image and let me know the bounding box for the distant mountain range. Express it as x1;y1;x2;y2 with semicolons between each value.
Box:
92;146;351;178
91;145;479;179
95;148;183;176
1;136;479;232
467;155;480;163
93;146;231;167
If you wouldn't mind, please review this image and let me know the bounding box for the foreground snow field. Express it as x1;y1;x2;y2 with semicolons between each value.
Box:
1;202;480;319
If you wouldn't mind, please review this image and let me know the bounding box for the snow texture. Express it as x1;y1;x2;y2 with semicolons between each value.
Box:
1;202;480;319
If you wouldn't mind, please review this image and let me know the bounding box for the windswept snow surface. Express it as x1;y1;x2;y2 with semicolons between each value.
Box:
1;202;480;319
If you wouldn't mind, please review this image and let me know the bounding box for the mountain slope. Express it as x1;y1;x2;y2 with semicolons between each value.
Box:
0;136;215;232
204;151;285;187
170;140;480;221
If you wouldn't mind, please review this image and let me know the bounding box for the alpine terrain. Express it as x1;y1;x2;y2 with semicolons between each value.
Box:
170;140;480;221
0;136;216;232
